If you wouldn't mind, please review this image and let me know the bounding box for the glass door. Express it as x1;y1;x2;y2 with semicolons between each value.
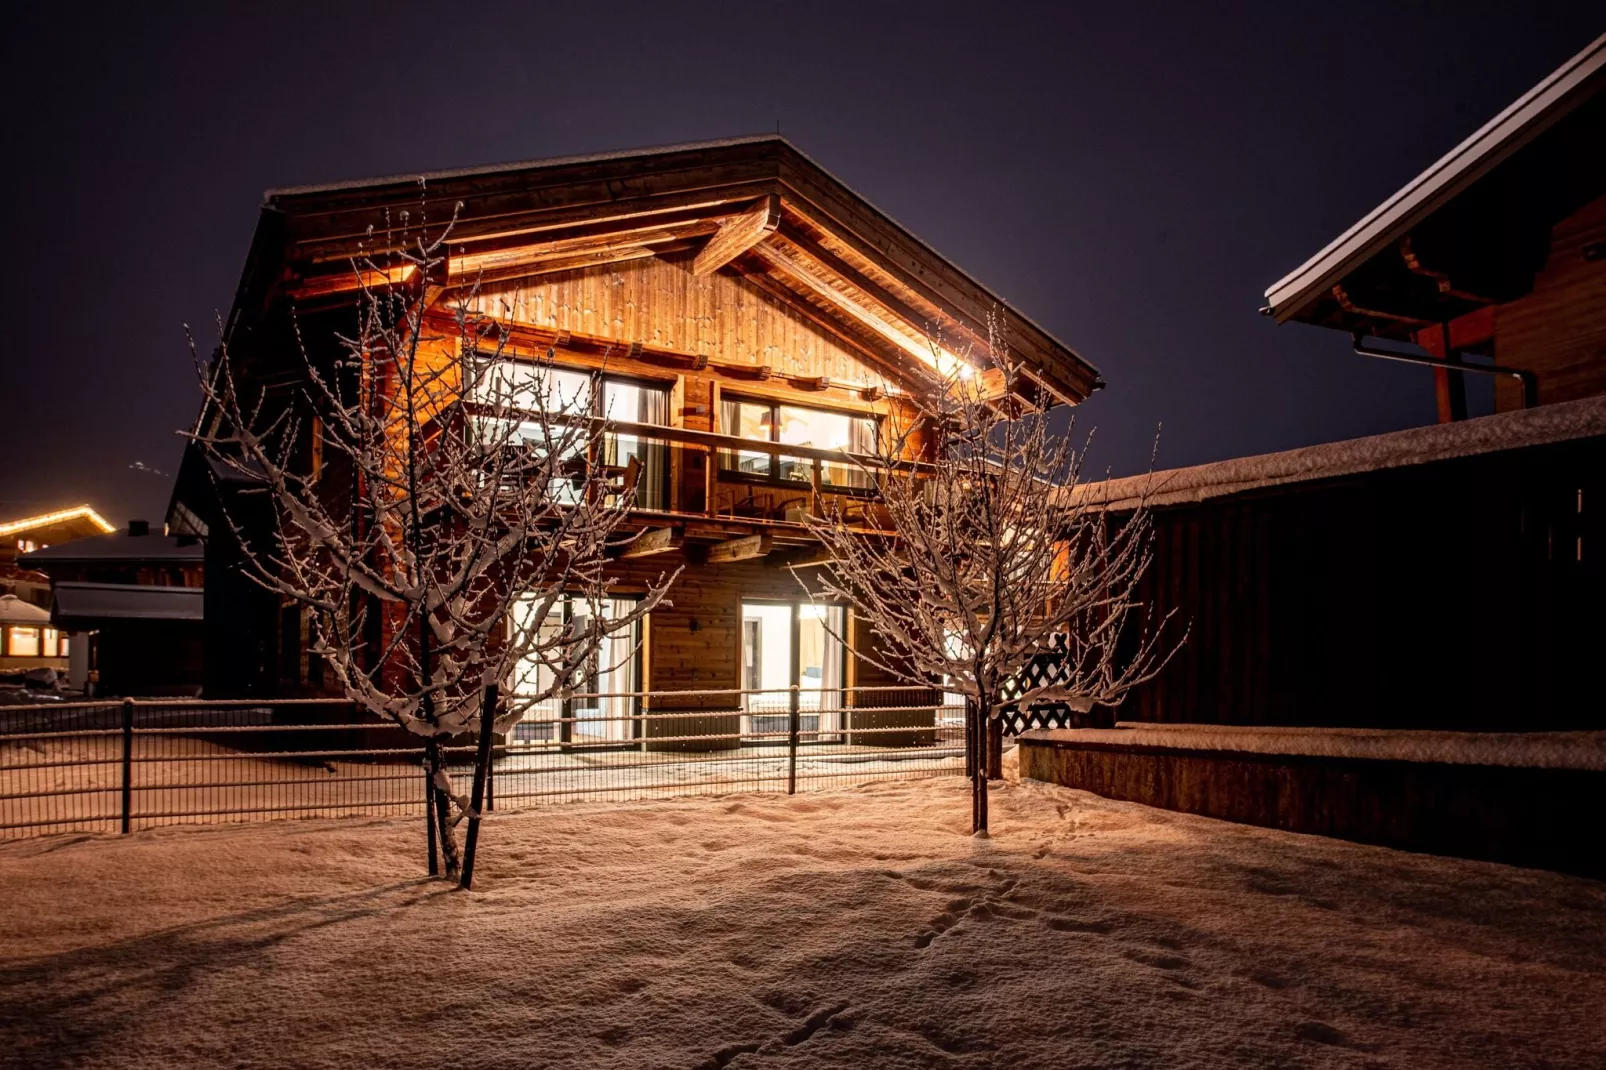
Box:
739;600;845;743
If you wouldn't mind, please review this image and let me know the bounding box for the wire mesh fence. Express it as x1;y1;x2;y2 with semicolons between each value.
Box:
0;687;963;839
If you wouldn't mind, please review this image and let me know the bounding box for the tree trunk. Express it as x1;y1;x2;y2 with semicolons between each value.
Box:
425;737;461;878
986;713;1004;781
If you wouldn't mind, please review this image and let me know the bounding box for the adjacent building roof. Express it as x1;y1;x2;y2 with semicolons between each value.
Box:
0;506;115;541
19;531;204;567
0;594;52;627
236;135;1103;405
1262;32;1606;335
51;582;205;625
1075;393;1606;512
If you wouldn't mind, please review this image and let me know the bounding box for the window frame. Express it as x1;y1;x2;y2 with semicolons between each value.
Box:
717;395;879;495
476;355;675;509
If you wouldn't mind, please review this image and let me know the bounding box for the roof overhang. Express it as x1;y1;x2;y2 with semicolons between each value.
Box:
52;582;205;626
247;136;1101;406
1263;33;1606;332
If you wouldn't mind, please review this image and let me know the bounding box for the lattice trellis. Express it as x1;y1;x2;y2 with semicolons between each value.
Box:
996;635;1112;735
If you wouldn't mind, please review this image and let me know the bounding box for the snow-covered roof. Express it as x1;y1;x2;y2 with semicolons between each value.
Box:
1075;394;1606;512
1262;31;1606;323
0;594;52;627
19;531;204;567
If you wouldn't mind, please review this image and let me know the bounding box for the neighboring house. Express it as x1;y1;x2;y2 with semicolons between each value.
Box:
0;505;116;610
1263;32;1605;421
20;521;206;696
167;136;1102;738
1100;33;1604;731
0;593;67;677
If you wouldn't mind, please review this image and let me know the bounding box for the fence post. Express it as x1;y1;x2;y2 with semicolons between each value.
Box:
459;684;499;890
120;698;134;834
486;733;496;813
787;684;800;795
425;755;439;877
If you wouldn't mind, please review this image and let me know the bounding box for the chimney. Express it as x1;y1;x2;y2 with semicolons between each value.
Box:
127;519;150;537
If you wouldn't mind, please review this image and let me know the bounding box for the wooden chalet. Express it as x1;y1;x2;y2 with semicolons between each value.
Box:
169;136;1101;739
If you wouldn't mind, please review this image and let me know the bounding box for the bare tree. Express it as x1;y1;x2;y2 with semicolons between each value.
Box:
802;334;1179;834
189;197;676;877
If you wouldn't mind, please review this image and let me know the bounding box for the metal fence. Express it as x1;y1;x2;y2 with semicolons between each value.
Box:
0;687;964;839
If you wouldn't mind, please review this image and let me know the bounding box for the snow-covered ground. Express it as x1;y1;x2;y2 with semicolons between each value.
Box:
3;766;1604;1069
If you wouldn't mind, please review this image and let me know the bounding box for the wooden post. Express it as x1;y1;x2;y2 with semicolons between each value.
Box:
459;684;499;890
120;698;134;834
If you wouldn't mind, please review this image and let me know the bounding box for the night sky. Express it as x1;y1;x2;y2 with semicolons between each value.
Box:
2;3;1599;526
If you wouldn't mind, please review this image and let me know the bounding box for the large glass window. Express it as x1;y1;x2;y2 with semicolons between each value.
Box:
7;627;41;657
474;358;670;510
719;398;875;489
509;594;642;747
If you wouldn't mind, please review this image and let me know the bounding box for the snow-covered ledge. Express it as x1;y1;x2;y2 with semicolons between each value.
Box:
1017;722;1606;877
1019;722;1606;771
1070;394;1606;512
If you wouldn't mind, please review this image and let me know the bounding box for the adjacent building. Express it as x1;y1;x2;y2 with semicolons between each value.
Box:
20;521;205;695
1108;32;1604;731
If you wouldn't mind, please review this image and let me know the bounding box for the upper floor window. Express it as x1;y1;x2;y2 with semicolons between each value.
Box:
472;358;670;510
719;398;876;489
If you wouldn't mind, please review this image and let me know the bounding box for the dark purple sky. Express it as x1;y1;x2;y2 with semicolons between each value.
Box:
2;3;1599;525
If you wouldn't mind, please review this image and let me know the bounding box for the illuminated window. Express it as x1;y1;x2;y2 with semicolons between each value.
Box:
719;399;875;488
473;359;670;509
8;627;40;657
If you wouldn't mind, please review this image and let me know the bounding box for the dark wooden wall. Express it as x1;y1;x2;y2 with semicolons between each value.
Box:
1495;192;1606;412
1121;435;1605;730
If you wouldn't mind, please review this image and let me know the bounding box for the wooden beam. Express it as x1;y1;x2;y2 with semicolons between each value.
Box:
750;240;939;369
289;263;418;301
736;262;928;389
693;195;782;276
775;548;835;569
447;223;717;285
705;533;773;564
618;527;684;559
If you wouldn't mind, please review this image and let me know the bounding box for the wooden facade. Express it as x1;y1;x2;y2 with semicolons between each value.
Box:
1093;408;1605;732
169;137;1099;709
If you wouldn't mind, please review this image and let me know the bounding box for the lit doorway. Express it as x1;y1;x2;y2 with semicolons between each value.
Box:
509;595;642;747
739;600;845;743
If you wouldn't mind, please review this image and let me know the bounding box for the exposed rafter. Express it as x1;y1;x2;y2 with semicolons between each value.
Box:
617;527;684;559
705;533;772;564
693;195;781;276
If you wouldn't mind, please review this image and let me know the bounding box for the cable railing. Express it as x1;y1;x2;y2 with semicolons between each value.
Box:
0;686;963;839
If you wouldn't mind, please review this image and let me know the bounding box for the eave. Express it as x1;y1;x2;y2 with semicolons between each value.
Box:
1262;32;1606;330
259;137;1101;405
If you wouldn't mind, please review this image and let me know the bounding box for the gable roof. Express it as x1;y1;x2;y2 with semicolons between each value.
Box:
235;136;1101;406
1263;32;1606;331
